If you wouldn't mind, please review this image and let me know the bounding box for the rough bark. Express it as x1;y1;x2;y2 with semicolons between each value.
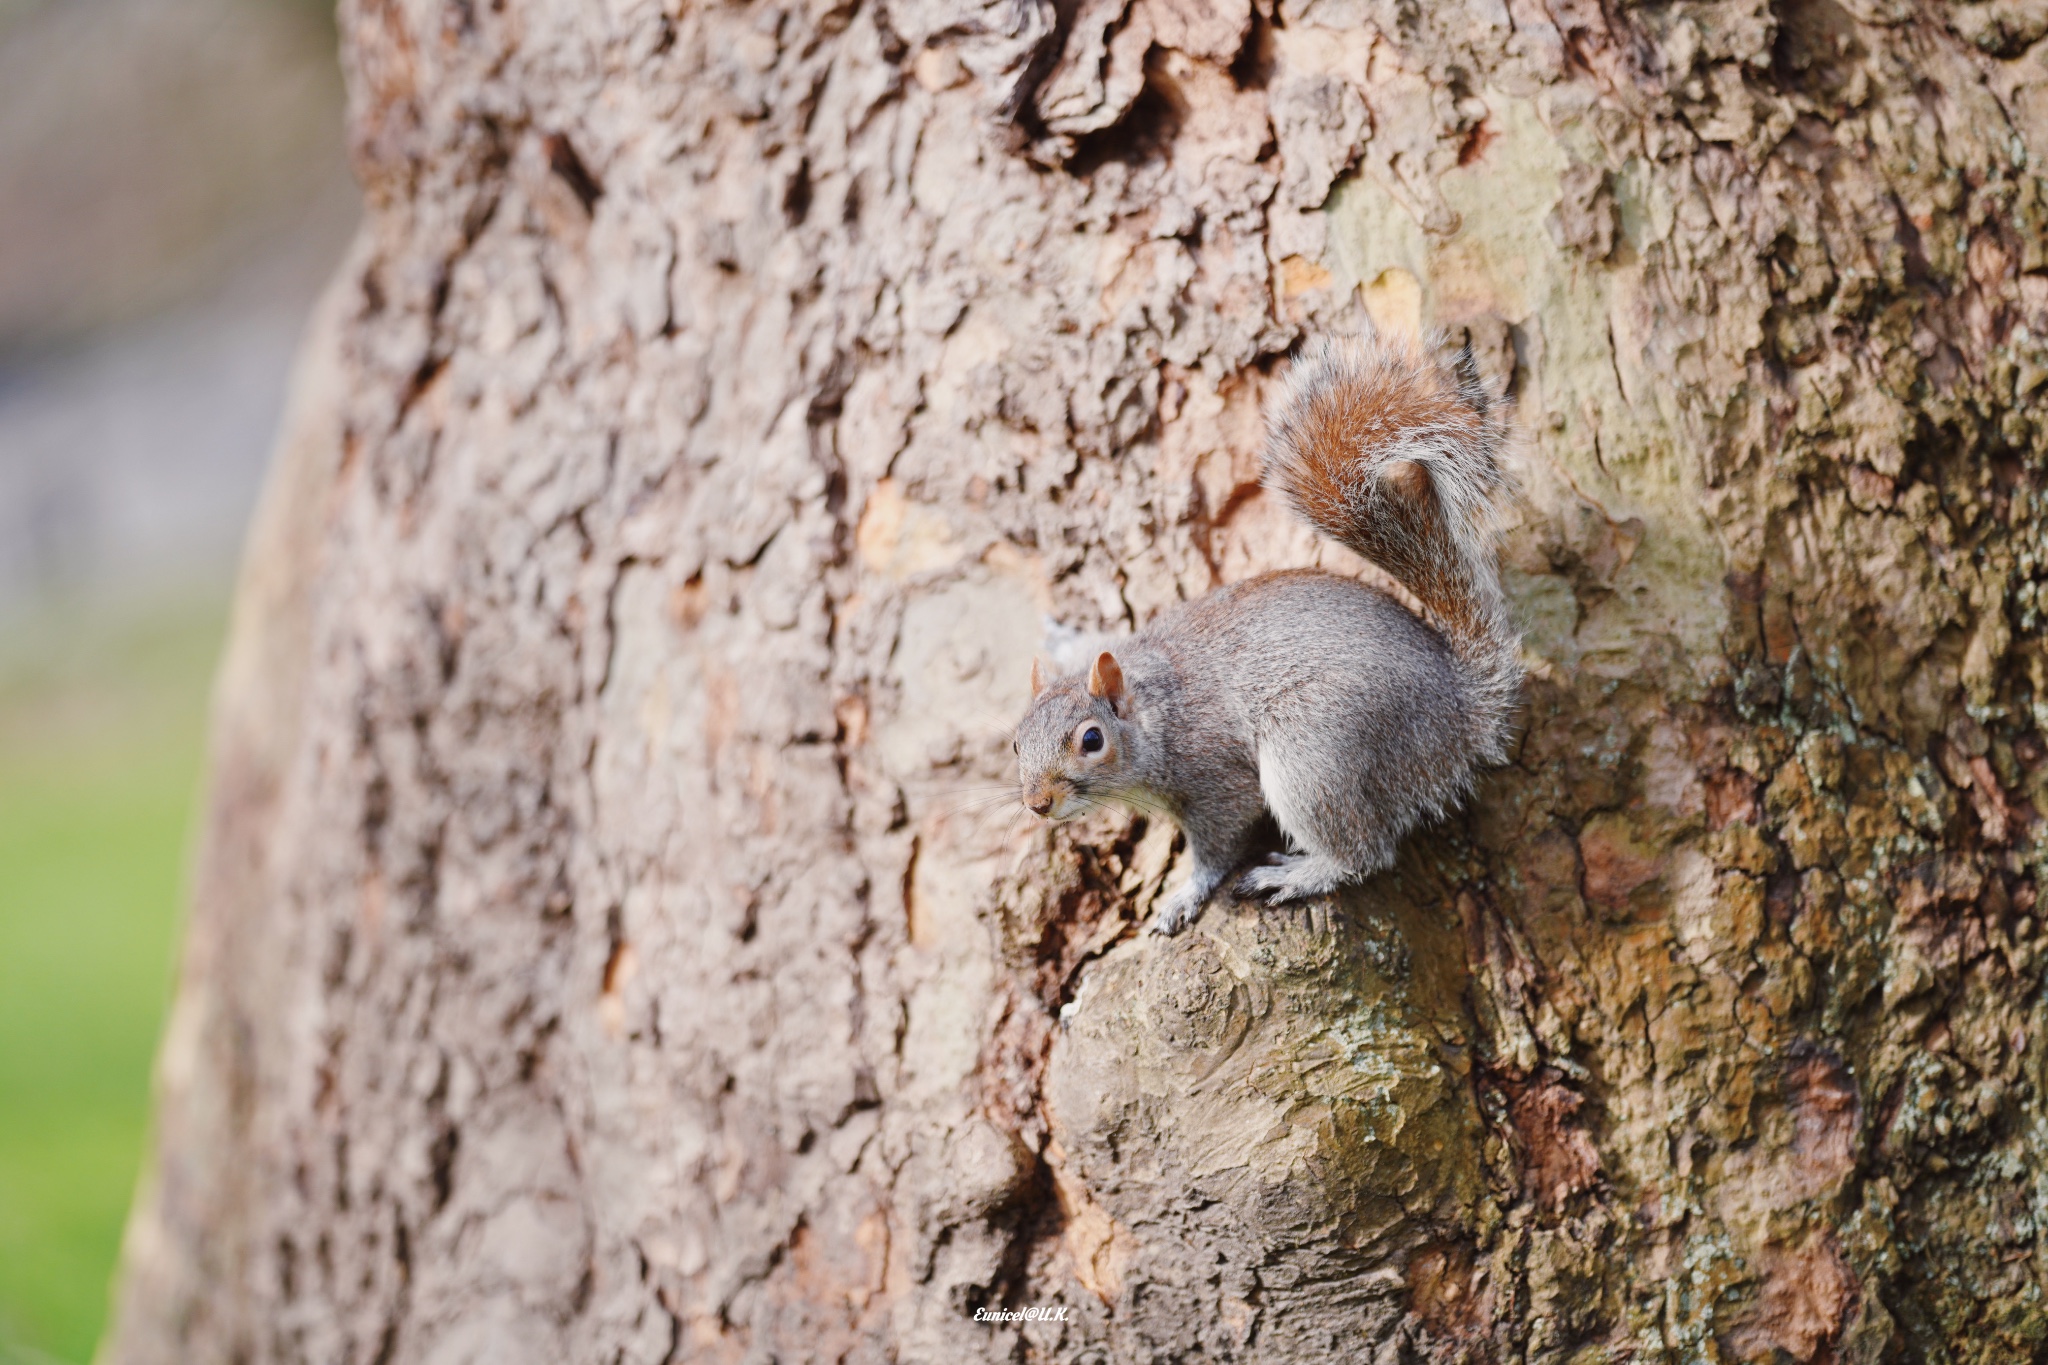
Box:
107;0;2048;1362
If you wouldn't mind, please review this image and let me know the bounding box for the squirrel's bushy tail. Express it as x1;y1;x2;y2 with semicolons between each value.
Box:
1264;332;1521;753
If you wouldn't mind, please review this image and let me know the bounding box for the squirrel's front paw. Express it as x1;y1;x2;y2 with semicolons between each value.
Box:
1148;885;1206;936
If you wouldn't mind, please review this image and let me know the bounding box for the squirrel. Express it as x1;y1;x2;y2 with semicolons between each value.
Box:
1013;332;1522;936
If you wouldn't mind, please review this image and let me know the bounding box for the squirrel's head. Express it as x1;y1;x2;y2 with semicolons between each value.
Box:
1013;650;1135;821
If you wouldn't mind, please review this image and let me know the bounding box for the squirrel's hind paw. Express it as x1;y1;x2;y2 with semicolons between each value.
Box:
1235;853;1350;905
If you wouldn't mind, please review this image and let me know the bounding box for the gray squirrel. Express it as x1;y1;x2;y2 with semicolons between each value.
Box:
1013;332;1522;935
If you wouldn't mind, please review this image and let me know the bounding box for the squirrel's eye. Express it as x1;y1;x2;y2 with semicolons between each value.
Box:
1079;726;1105;754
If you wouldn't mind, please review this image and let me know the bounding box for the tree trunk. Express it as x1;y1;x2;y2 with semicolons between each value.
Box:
105;0;2048;1361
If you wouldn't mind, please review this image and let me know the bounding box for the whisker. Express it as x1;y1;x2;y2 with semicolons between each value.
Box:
960;712;1026;743
926;790;1029;817
1080;788;1173;821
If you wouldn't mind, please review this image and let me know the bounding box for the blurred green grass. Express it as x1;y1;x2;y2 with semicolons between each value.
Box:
0;594;223;1365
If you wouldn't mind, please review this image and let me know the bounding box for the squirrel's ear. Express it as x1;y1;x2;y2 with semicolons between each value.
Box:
1030;657;1046;697
1087;651;1127;708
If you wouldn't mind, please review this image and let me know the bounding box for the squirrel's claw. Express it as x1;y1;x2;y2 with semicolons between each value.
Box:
1233;868;1283;902
1235;852;1348;905
1148;886;1206;936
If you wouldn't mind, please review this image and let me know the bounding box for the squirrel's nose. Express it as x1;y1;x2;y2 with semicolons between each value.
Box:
1028;795;1054;816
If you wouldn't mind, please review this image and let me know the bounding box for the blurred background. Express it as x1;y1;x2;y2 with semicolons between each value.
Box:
0;0;355;1358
